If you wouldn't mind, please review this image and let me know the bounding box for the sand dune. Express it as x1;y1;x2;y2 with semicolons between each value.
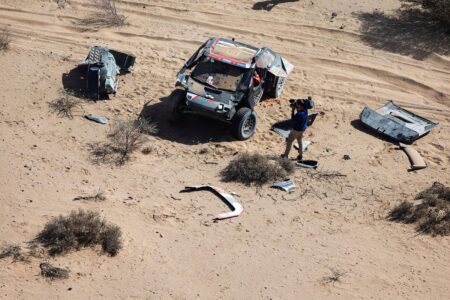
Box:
0;0;449;299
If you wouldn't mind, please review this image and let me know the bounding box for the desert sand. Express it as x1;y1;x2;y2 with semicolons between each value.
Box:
0;0;449;299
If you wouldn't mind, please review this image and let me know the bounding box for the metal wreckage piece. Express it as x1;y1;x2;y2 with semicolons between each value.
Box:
182;185;243;220
78;45;136;100
360;100;437;143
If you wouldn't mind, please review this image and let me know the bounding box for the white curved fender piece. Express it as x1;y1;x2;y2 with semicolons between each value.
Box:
399;143;427;171
182;185;243;220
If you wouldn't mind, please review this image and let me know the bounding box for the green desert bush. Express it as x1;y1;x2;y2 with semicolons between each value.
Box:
36;209;122;256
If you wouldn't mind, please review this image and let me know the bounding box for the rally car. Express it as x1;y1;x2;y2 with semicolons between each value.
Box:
171;37;294;140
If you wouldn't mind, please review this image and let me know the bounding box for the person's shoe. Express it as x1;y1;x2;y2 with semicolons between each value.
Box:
296;155;303;162
280;154;287;159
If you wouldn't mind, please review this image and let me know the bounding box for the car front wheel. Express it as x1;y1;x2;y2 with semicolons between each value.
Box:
231;107;257;140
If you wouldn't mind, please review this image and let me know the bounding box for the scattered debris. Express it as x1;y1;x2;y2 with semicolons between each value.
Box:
293;140;311;152
343;154;351;160
73;189;106;201
360;100;437;143
272;180;295;192
388;182;450;236
85;114;108;124
398;143;427;171
308;170;347;180
296;159;318;169
78;45;135;100
40;262;70;280
182;185;243;220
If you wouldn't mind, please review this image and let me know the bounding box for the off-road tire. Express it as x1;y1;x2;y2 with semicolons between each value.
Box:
170;89;187;122
269;76;285;98
231;107;257;140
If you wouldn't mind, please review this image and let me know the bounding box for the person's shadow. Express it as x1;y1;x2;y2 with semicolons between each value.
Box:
252;0;299;11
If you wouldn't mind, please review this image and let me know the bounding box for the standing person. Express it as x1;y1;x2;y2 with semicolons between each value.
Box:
282;99;309;161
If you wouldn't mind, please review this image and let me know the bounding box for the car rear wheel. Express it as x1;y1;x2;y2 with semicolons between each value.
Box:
231;107;257;140
170;89;187;122
271;76;285;98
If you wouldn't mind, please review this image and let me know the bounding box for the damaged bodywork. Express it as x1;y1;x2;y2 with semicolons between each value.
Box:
182;185;243;220
360;101;437;143
78;45;135;99
172;37;294;140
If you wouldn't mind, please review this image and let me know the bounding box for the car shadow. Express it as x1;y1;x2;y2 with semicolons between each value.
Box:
139;90;235;145
355;9;450;60
252;0;299;11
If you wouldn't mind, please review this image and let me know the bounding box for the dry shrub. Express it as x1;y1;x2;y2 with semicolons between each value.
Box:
89;118;157;165
402;0;450;24
320;268;346;285
388;182;450;236
49;92;83;119
0;27;11;51
80;0;126;27
221;153;294;186
0;245;27;262
40;262;70;280
36;209;122;256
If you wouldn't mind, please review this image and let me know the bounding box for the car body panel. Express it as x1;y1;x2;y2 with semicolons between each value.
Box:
360;100;437;143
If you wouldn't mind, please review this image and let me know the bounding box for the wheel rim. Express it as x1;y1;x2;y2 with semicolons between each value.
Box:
242;114;256;137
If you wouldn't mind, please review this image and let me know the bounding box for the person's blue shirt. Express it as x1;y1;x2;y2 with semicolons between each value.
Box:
292;109;308;131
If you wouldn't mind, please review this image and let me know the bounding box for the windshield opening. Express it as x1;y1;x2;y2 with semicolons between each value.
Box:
191;57;248;92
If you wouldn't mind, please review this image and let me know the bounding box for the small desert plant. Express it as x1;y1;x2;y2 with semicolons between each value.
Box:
320;268;346;285
0;245;27;262
40;262;70;280
36;209;122;256
0;27;11;51
89;118;157;165
80;0;126;27
402;0;450;24
56;0;68;9
221;153;294;186
49;92;83;119
388;182;450;236
141;146;153;155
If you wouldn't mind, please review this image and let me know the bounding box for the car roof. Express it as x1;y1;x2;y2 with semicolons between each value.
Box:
207;38;260;68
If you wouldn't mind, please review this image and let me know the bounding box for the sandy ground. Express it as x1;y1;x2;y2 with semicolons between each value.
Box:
0;0;449;299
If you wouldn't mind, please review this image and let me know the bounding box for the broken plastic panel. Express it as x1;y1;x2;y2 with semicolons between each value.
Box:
182;185;243;220
272;180;295;192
